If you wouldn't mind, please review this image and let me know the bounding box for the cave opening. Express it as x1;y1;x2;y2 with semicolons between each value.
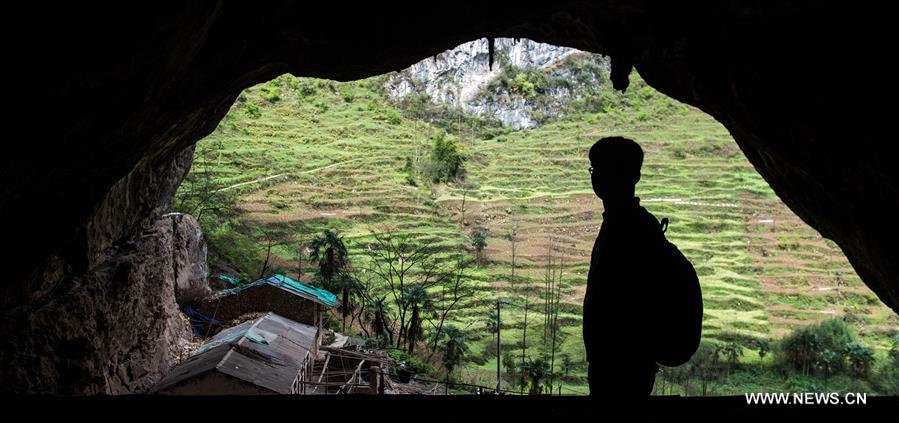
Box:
170;38;897;397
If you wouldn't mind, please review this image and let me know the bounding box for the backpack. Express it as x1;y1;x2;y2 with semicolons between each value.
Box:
652;217;703;367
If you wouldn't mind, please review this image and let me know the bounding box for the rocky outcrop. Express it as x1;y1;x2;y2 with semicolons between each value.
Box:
385;38;574;129
385;38;607;129
167;213;210;306
3;2;897;393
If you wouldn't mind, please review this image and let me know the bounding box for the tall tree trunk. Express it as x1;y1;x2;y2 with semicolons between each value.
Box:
408;306;420;354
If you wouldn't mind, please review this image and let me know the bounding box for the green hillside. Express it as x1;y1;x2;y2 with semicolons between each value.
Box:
174;62;898;395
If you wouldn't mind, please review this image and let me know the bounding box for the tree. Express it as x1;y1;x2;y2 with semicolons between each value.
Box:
502;350;517;380
347;268;372;335
365;232;447;349
560;354;574;378
425;132;465;183
872;335;899;395
549;253;564;388
817;349;840;389
543;241;556;345
441;325;470;376
509;226;529;373
368;295;394;347
426;254;474;362
332;272;360;332
458;190;467;227
520;356;552;395
309;229;351;330
485;310;499;337
844;341;874;379
469;227;488;266
402;284;432;355
780;328;821;376
403;156;417;186
173;136;237;224
780;318;856;376
258;230;277;279
691;342;724;396
755;339;770;368
296;243;308;280
719;342;743;375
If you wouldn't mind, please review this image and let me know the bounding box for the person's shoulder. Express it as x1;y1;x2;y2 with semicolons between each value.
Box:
632;206;666;241
636;206;660;227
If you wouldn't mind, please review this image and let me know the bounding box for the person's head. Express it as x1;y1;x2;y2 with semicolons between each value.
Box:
588;137;643;201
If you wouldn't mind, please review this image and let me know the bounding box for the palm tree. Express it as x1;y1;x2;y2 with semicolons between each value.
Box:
441;325;469;377
755;339;770;370
520;356;552;395
560;354;573;378
368;295;394;347
720;342;743;375
309;229;350;329
402;284;432;355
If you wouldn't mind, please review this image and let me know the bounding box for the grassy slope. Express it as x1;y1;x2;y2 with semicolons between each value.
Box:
175;70;898;395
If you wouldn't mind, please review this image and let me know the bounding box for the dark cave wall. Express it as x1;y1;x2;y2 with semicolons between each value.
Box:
1;147;197;394
625;3;899;312
1;1;896;393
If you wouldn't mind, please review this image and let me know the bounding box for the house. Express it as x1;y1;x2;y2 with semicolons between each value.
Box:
195;274;338;331
152;312;319;395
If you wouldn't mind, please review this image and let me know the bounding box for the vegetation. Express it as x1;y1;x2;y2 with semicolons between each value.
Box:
308;229;352;330
424;132;465;183
440;325;470;377
469;227;488;266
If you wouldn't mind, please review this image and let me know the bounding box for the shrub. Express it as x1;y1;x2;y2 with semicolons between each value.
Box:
424;132;465;183
509;70;546;99
844;341;874;378
339;85;354;103
777;318;856;376
298;82;316;98
387;348;434;377
244;102;261;119
386;108;402;125
261;84;280;103
469;227;488;264
871;335;899;395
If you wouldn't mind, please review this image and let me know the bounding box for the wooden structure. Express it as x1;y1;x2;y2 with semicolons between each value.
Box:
152;312;320;394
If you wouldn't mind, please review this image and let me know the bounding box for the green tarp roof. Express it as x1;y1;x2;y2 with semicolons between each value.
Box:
216;273;338;308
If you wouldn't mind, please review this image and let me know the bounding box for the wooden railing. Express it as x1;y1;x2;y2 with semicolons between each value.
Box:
338;359;366;394
290;351;313;394
311;351;331;394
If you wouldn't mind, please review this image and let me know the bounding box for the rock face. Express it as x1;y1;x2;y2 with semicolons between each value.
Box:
385;38;585;129
0;147;199;394
3;2;897;393
167;213;210;306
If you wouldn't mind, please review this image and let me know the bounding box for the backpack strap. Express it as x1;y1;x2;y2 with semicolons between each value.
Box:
660;217;669;234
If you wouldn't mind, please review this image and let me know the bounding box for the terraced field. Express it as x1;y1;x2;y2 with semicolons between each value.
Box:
176;72;897;395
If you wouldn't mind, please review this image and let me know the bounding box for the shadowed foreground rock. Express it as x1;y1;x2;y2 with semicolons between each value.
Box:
1;147;200;393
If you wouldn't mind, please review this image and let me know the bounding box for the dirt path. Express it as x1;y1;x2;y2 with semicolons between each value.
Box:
215;157;368;192
215;173;287;192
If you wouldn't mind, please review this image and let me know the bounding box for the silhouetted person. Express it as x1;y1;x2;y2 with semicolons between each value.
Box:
583;137;702;400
